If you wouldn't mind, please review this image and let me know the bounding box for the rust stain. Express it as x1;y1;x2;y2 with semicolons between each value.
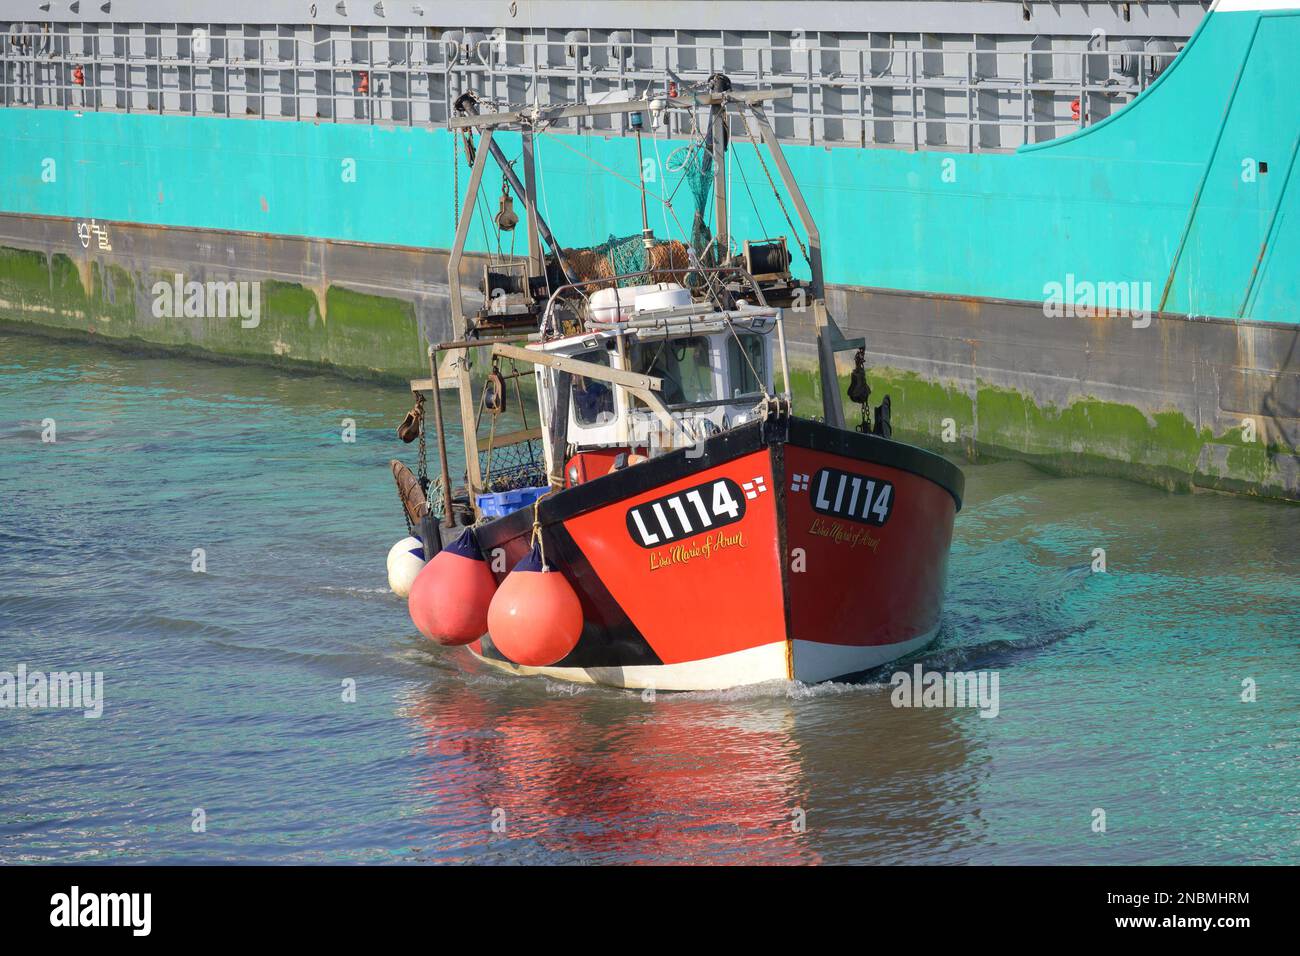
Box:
74;254;94;298
1238;237;1270;318
950;293;984;318
1235;321;1258;373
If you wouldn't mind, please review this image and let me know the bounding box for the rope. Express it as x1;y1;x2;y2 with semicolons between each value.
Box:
529;488;556;570
511;359;530;432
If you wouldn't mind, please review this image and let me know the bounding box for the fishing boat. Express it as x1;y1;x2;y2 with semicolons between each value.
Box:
392;77;964;690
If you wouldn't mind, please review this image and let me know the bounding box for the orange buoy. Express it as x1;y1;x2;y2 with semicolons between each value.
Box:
487;544;583;667
408;528;497;646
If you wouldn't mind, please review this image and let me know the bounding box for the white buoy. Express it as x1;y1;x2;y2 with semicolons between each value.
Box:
386;535;426;598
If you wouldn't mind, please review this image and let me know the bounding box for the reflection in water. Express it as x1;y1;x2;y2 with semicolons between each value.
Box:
402;665;984;864
405;680;821;864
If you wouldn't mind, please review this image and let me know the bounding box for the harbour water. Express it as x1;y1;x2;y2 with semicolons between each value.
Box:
1;329;1296;865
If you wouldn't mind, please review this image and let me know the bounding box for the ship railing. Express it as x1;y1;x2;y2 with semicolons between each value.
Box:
457;35;1180;151
0;23;1180;152
537;264;794;412
540;264;775;334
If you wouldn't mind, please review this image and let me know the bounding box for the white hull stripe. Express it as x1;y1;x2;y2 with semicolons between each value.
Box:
470;640;789;691
469;627;940;691
790;628;940;684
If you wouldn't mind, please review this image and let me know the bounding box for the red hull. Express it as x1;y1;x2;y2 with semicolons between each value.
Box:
470;417;962;689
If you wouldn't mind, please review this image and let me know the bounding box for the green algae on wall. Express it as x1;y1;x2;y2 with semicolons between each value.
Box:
0;247;91;325
4;238;1292;500
852;364;1296;498
238;281;427;379
0;244;429;381
779;356;1294;499
320;286;426;379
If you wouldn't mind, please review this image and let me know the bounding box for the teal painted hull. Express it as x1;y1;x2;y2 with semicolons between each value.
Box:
0;8;1296;324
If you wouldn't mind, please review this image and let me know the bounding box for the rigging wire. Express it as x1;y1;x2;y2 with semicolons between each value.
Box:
733;144;770;239
534;133;556;255
474;186;497;261
539;129;669;201
518;99;785;313
741;111;811;265
652;134;673;241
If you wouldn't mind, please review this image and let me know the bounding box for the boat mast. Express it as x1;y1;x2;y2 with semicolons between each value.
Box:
445;126;497;500
709;73;731;266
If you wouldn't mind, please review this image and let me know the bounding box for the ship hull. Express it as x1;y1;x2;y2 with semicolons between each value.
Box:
470;417;963;690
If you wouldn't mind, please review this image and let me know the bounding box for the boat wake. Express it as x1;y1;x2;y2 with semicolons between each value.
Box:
897;619;1093;677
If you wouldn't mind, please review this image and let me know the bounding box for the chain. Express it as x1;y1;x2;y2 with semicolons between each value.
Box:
415;393;431;521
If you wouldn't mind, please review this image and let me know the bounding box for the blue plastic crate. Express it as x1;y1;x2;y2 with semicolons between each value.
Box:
476;485;550;519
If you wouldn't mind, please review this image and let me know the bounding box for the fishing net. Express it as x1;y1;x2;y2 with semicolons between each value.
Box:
679;142;715;258
560;236;693;289
481;437;546;492
425;436;545;522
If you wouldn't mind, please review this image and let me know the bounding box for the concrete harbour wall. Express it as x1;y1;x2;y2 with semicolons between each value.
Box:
2;214;1294;500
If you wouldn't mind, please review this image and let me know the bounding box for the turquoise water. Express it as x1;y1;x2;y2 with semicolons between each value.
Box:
1;329;1296;865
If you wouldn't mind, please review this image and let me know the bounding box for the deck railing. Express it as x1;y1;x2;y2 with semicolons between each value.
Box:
1;23;1180;152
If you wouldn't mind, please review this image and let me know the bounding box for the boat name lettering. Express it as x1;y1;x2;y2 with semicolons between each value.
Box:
626;478;747;548
810;468;894;526
808;517;881;551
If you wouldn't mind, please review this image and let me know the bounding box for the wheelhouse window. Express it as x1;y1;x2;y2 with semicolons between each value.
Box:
727;333;767;398
629;336;716;406
571;349;615;426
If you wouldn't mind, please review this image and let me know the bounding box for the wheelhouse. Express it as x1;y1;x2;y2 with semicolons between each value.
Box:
530;301;785;485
